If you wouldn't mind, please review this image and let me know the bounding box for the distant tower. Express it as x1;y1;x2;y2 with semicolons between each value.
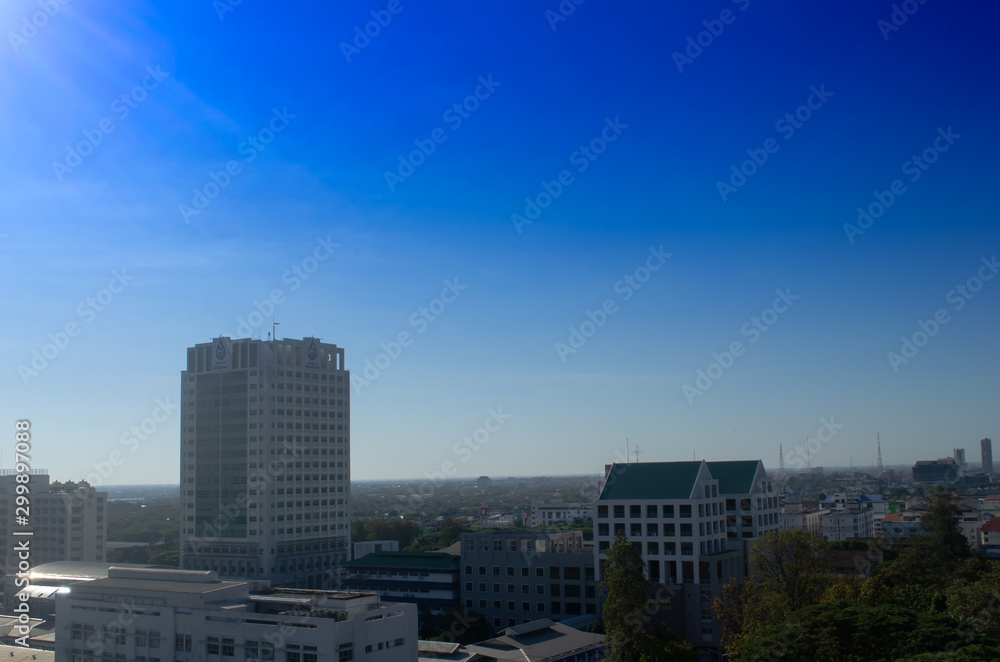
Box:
779;444;785;474
954;448;966;473
982;438;994;476
877;434;883;473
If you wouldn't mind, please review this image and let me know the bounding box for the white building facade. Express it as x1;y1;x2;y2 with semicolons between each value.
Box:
55;567;417;662
180;337;351;588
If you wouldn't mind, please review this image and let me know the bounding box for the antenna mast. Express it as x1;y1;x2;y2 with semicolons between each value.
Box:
877;433;883;472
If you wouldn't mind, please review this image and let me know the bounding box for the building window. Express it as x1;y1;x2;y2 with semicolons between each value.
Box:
646;505;658;517
598;505;608;518
630;505;641;518
680;505;692;518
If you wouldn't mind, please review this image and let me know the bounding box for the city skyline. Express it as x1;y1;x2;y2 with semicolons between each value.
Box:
3;1;999;484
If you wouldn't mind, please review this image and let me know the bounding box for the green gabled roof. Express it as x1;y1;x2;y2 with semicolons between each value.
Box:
341;551;459;571
706;460;761;495
598;462;703;500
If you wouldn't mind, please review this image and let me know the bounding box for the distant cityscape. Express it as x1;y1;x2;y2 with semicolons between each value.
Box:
1;335;997;661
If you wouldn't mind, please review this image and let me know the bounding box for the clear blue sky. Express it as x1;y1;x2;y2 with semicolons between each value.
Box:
2;0;999;484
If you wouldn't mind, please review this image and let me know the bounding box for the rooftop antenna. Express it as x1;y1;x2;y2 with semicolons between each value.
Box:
273;318;280;341
634;445;641;462
877;433;883;472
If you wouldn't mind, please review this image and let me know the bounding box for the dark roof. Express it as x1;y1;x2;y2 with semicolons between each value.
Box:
342;551;460;571
706;460;761;495
598;462;702;500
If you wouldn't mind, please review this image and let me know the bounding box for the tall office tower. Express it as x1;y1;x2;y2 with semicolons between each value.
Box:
954;448;966;472
179;336;350;589
982;438;994;476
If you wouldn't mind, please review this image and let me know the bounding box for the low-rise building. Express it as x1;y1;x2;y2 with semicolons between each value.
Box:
55;567;417;662
460;531;596;632
820;505;874;541
342;551;460;623
780;502;830;536
524;502;592;528
417;619;606;661
981;516;1000;557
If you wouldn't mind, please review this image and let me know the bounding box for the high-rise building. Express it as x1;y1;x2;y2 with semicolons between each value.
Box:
982;438;994;476
0;473;107;608
954;448;966;472
179;336;350;588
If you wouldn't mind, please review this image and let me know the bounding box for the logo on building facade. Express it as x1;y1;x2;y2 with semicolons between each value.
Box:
213;337;231;369
305;338;320;369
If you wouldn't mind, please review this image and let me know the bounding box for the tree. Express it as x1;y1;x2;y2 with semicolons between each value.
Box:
749;530;832;612
437;518;468;548
714;531;832;658
739;601;998;662
920;487;971;562
600;534;654;662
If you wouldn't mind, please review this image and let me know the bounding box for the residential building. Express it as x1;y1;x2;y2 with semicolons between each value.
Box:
980;516;1000;557
0;473;106;609
524;502;593;528
860;494;890;536
417;619;606;661
779;502;830;536
55;567;417;662
460;531;597;631
820;505;874;541
880;511;924;544
342;551;460;622
179;336;351;588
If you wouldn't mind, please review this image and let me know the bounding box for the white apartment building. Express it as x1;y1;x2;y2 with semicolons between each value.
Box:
523;502;592;528
55;567;416;662
779;503;830;536
820;506;874;541
180;337;351;588
707;461;781;541
0;473;106;608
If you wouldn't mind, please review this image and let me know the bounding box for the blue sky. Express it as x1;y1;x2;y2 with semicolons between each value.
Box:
2;0;999;484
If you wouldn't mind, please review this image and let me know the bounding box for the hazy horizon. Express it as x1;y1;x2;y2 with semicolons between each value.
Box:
3;1;998;484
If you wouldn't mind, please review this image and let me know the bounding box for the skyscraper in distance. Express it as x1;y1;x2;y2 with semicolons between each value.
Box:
179;336;350;588
982;438;994;476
